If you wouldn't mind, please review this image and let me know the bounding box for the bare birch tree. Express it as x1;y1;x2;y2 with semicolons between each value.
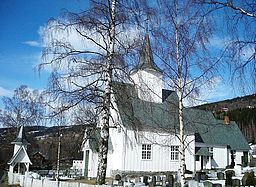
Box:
40;0;141;184
198;0;256;93
0;85;45;127
143;1;216;186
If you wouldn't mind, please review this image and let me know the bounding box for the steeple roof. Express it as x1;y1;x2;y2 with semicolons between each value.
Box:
12;125;29;145
8;146;32;165
131;35;162;74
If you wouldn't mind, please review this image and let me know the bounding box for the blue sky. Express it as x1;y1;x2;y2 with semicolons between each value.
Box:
0;0;88;98
0;0;251;108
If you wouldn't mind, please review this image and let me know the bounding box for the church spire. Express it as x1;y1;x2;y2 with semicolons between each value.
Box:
132;34;162;74
12;125;29;145
130;34;164;103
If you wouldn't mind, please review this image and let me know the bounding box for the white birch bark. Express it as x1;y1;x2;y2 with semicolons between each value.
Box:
175;22;186;187
96;0;116;184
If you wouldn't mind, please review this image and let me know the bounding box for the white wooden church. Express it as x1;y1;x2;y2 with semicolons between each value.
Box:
81;35;250;178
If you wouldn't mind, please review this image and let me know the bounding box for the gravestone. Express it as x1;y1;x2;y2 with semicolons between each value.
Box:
217;172;224;180
162;176;166;187
115;174;122;181
135;177;140;183
212;184;222;187
187;180;199;187
232;178;240;187
124;182;134;187
201;172;207;180
134;182;145;187
156;176;162;186
166;172;174;187
143;176;149;186
194;172;201;181
156;175;161;181
203;181;213;187
149;176;156;187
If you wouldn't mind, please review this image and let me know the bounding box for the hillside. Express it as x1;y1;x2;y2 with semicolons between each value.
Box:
195;94;256;143
0;125;86;172
196;94;256;111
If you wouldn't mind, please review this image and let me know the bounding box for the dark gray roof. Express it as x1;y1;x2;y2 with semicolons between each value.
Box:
195;147;212;156
112;82;250;151
131;35;162;74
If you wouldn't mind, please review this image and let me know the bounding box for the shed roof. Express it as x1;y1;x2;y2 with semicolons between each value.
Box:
195;147;212;156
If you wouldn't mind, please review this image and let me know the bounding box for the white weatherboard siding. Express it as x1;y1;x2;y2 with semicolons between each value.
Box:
86;150;98;178
131;70;163;103
123;129;171;172
212;146;228;168
106;128;124;176
85;127;196;178
121;129;195;173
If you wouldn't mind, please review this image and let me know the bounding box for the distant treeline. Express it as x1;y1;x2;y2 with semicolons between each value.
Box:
214;108;256;143
195;93;256;144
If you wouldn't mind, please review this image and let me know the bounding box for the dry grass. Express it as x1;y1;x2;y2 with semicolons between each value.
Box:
71;178;97;185
70;178;113;185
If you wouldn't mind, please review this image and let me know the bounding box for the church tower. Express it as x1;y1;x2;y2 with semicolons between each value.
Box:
8;125;31;174
11;125;29;155
130;35;164;103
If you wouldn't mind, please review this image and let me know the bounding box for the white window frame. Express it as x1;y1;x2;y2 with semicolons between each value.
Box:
141;144;152;160
170;145;179;161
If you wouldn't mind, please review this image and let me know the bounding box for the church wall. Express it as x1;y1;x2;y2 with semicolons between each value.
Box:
87;150;98;178
85;127;196;178
131;70;163;103
120;129;195;173
212;146;228;168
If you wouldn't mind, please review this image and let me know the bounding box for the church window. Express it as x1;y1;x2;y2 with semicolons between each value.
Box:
142;144;152;160
170;146;179;161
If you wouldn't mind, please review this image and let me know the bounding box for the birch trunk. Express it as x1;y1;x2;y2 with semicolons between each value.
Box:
96;0;116;184
175;24;186;187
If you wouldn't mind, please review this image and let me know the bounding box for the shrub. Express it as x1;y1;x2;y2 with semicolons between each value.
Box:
225;170;235;186
225;170;235;177
225;175;232;186
242;171;255;186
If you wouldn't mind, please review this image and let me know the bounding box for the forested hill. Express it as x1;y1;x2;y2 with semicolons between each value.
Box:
0;125;85;172
195;94;256;144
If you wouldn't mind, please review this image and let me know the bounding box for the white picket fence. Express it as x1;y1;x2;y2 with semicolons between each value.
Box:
8;172;111;187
